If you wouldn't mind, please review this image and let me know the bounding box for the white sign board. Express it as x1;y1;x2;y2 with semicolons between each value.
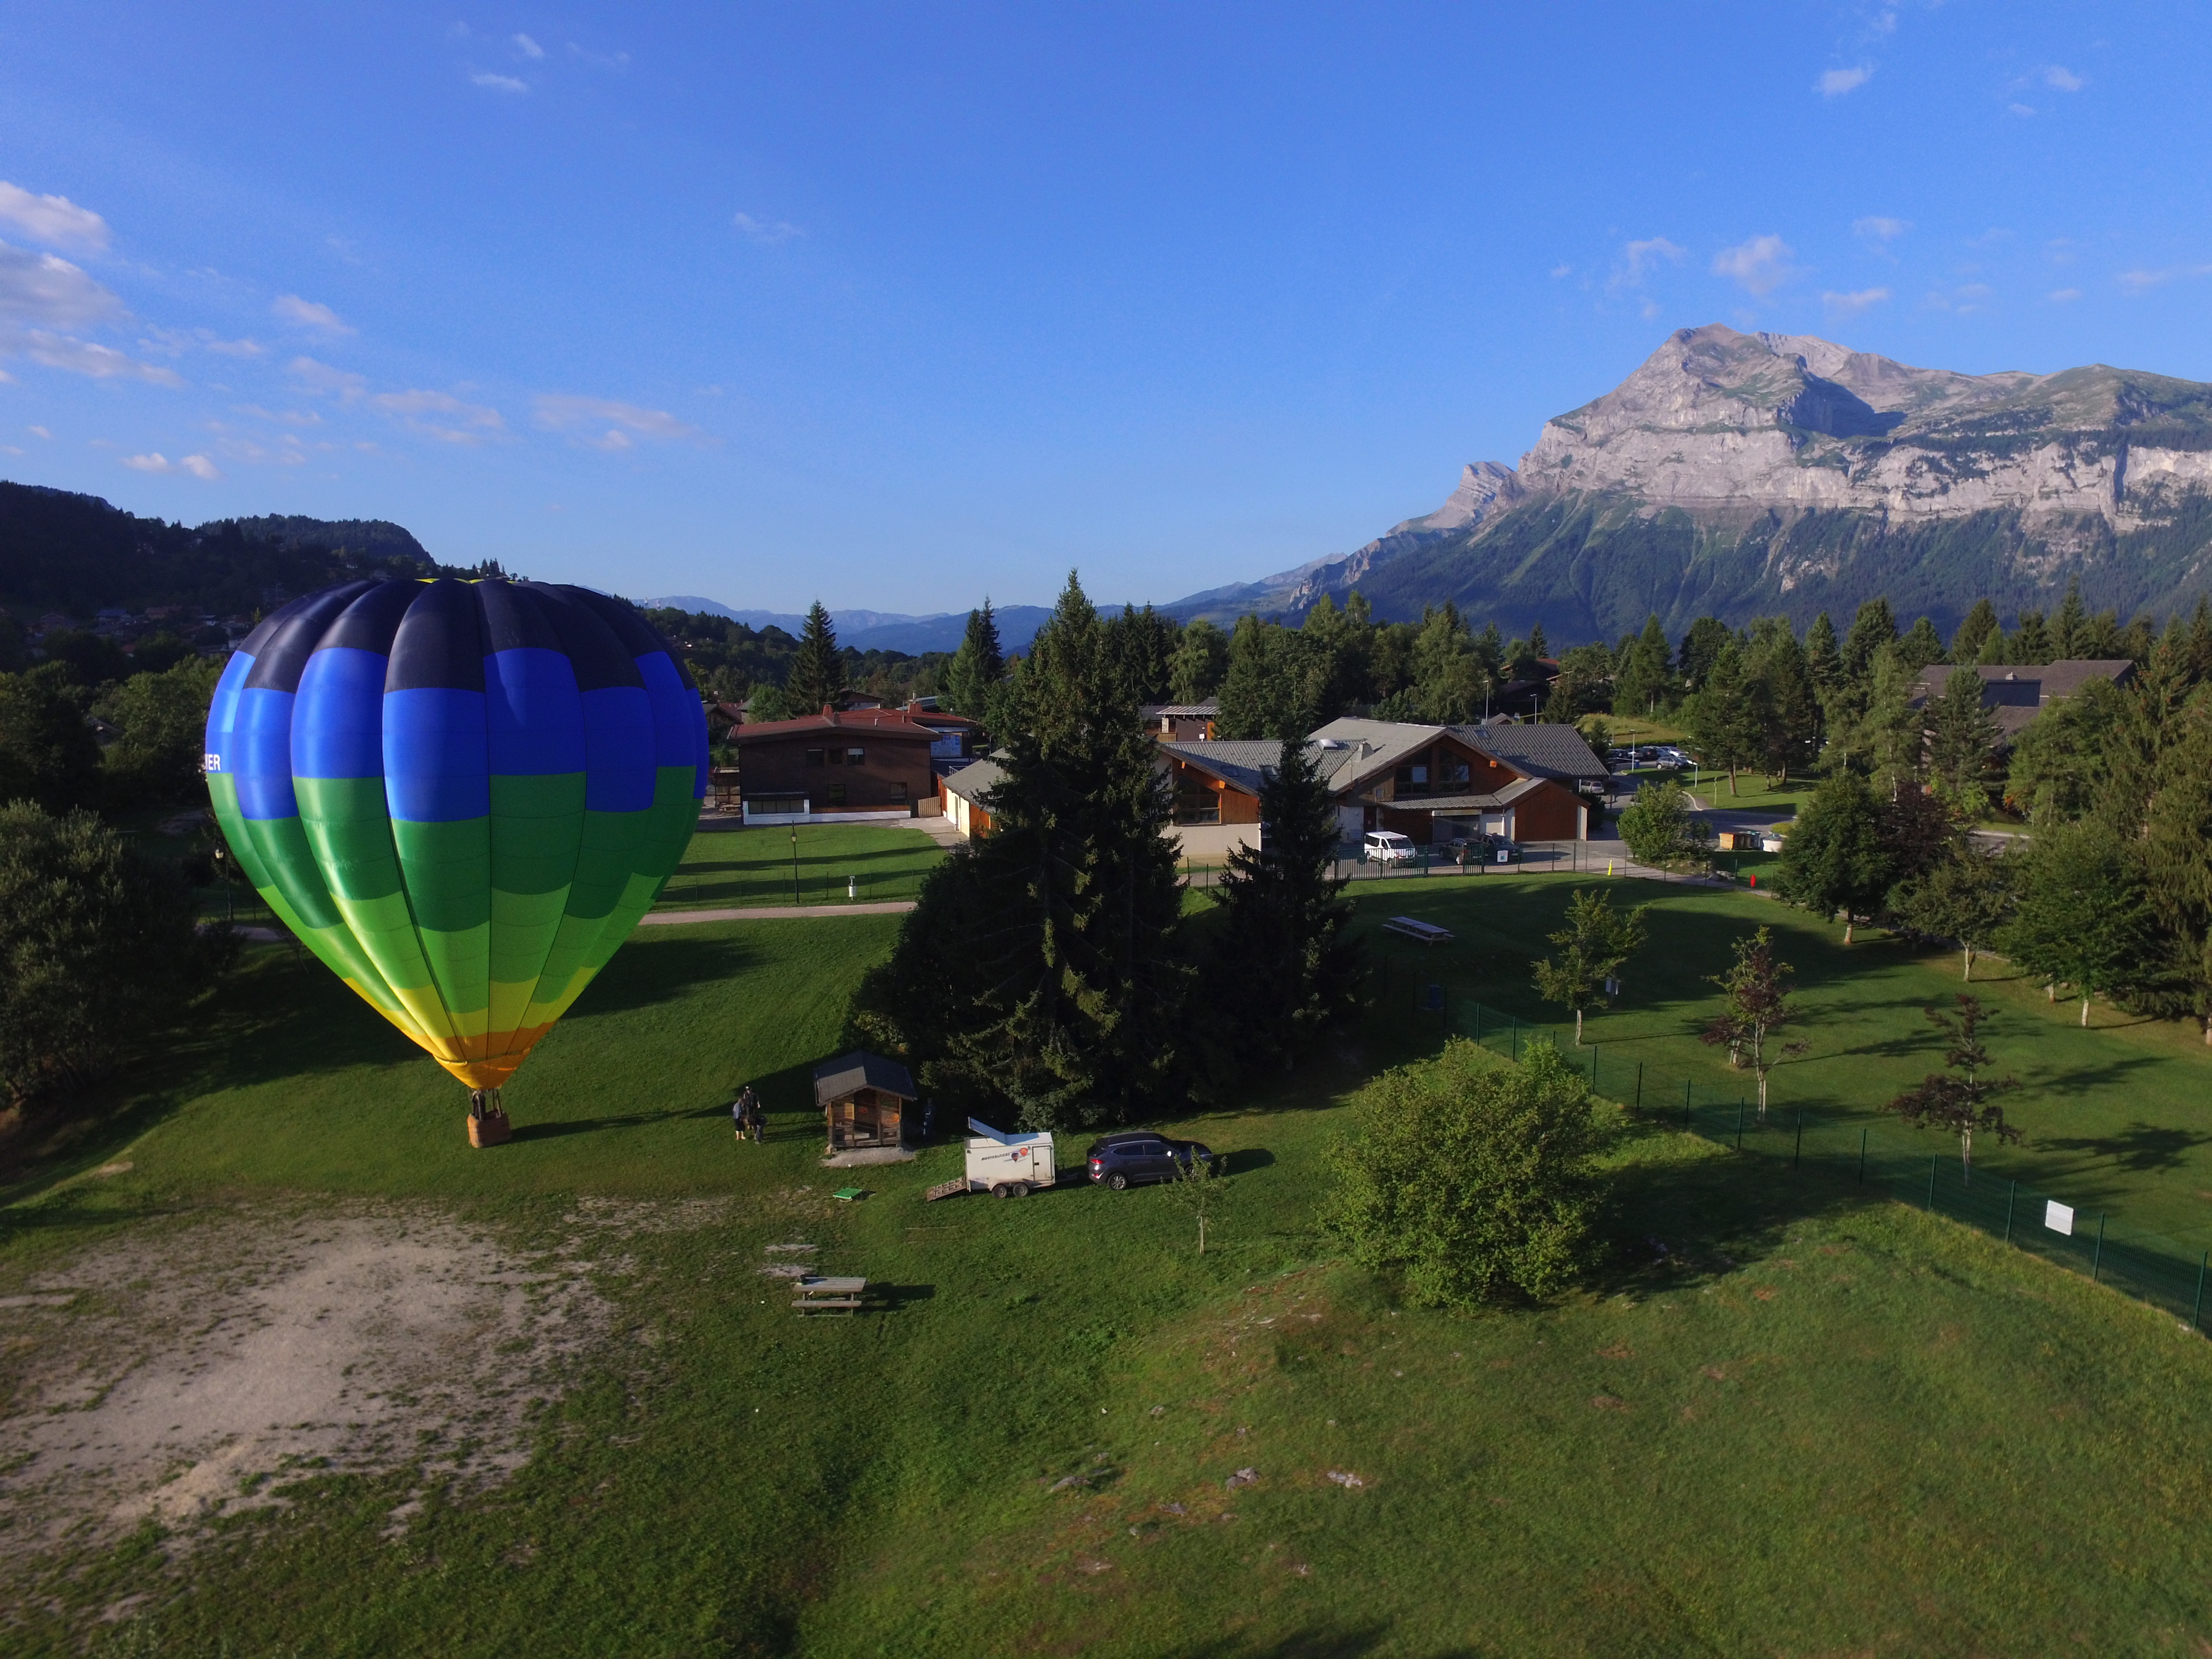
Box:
2044;1200;2074;1237
1496;849;1509;864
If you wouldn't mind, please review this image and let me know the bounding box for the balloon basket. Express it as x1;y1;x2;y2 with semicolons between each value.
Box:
468;1109;512;1148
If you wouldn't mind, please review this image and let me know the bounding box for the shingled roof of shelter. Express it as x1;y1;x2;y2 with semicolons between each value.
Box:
940;754;1006;803
813;1051;917;1105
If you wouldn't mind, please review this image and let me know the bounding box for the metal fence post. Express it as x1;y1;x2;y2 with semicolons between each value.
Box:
1926;1154;1938;1211
1590;1046;1598;1090
1793;1111;1803;1168
1635;1061;1644;1112
1473;1004;1483;1044
2194;1253;2208;1333
2092;1214;2106;1283
1684;1078;1692;1130
1735;1097;1745;1150
2003;1180;2018;1244
1857;1128;1867;1185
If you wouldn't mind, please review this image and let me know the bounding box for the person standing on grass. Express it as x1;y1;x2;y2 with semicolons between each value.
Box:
733;1091;748;1144
749;1090;767;1142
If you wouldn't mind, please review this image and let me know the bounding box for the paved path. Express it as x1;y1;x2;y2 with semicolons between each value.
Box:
641;901;917;925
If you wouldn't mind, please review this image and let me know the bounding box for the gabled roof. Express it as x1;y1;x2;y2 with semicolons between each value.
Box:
813;1050;917;1105
1452;722;1609;785
1421;777;1549;812
1306;717;1446;789
1906;660;2137;740
729;708;937;743
940;755;1006;804
1158;739;1288;796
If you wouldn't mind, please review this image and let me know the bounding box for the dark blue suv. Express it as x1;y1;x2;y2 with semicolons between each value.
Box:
1084;1132;1215;1190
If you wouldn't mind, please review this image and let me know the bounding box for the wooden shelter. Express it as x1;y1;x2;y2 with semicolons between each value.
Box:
813;1051;919;1150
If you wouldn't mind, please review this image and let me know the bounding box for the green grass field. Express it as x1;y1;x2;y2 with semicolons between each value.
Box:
7;877;2212;1655
653;822;946;911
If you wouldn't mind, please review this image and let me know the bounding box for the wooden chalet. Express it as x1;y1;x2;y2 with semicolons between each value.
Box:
814;1051;919;1151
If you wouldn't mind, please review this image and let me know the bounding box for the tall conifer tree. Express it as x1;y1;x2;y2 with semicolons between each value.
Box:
944;601;1006;718
786;602;846;716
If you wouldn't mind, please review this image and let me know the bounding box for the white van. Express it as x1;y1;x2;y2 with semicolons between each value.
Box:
1363;829;1415;865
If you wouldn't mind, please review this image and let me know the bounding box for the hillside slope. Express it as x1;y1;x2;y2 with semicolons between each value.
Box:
1190;324;2212;637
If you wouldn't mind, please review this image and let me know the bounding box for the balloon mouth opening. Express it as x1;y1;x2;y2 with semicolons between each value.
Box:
440;1056;528;1090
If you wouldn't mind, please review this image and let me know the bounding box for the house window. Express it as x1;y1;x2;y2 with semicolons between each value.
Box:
827;781;847;807
828;746;844;765
1394;764;1430;796
805;748;826;766
1172;773;1222;825
846;747;865;766
893;782;909;804
1439;757;1470;789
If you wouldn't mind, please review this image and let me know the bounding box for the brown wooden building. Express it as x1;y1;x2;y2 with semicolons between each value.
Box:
729;708;937;818
814;1051;918;1150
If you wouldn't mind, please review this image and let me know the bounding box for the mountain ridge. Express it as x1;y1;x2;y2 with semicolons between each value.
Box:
1167;324;2212;638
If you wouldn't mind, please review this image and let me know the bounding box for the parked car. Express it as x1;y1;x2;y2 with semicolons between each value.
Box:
1653;746;1695;770
1444;832;1520;863
1363;829;1415;864
1084;1133;1216;1191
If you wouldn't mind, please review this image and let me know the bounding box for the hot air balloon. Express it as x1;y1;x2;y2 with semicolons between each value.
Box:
203;577;708;1138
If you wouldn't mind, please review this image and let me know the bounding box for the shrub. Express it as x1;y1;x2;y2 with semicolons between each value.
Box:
1616;778;1712;870
1325;1037;1606;1307
0;802;229;1107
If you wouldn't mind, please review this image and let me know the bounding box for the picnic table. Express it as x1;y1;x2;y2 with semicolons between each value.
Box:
1383;915;1453;946
792;1275;868;1315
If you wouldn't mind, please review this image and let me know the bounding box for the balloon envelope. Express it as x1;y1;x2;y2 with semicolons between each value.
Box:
204;577;707;1088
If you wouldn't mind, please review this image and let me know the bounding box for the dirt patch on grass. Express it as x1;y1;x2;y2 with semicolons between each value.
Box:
0;1203;612;1563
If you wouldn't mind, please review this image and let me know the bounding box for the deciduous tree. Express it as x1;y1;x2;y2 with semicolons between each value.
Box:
1775;771;1893;943
1531;888;1647;1045
1887;994;2020;1180
2003;819;2155;1026
1326;1039;1605;1307
1698;927;1807;1118
1615;778;1712;871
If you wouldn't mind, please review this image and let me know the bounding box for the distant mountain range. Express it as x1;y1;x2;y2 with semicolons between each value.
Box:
644;597;1060;656
1162;324;2212;639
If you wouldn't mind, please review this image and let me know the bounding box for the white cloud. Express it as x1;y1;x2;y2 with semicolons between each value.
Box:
473;72;528;93
2117;269;2171;292
271;293;354;335
1817;65;1873;96
122;451;220;478
28;424;51;439
0;181;111;253
732;212;803;245
1822;287;1891;316
513;33;544;58
371;388;506;444
1852;215;1910;244
533;393;705;449
1924;283;1994;315
1609;237;1686;295
0;240;124;328
1712;234;1803;296
2044;65;2085;91
204;335;267;357
9;330;182;384
232;403;322;426
2048;288;2083;302
287;354;367;400
2009;103;2036;117
1548;263;1572;279
567;43;632;69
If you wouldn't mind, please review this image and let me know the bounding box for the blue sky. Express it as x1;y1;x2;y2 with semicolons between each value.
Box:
2;3;2208;614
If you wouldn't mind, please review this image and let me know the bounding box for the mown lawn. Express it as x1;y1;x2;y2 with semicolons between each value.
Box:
653;822;945;911
1343;875;2212;1244
6;883;2212;1655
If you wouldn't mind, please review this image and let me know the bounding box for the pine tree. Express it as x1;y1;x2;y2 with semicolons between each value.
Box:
1201;740;1363;1067
943;601;1005;718
1803;612;1844;693
1747;628;1819;782
1614;614;1677;719
1925;665;2000;813
786;602;846;716
1528;621;1550;661
1168;618;1230;705
2187;597;2212;687
1102;604;1179;707
1897;616;1947;673
2143;703;2212;1042
1842;599;1898;682
2012;611;2053;664
1219;617;1319;739
1687;639;1759;794
1411;603;1484;724
1950;599;2000;665
849;573;1188;1128
2052;579;2089;659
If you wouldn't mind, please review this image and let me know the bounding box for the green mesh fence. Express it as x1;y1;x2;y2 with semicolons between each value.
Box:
1447;997;2212;1333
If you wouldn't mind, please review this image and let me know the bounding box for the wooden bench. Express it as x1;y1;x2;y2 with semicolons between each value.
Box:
793;1275;868;1314
1383;916;1454;946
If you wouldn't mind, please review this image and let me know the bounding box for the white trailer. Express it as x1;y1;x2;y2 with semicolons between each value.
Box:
957;1118;1057;1197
